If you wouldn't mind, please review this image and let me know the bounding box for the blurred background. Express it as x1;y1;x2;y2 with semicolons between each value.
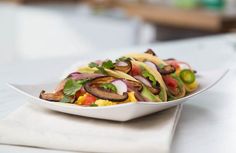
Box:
0;0;236;64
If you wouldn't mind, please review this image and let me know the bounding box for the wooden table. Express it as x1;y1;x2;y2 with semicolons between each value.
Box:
11;0;236;32
116;2;236;32
10;0;236;38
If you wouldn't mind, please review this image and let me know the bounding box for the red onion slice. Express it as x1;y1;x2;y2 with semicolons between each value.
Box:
144;61;157;71
95;60;103;65
67;72;104;80
116;61;128;67
134;75;152;87
111;80;128;95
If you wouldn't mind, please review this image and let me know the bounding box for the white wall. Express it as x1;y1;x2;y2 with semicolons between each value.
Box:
0;3;17;64
0;3;156;63
0;2;155;64
16;6;143;59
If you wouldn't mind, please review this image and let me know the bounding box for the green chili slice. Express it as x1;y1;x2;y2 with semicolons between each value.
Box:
179;69;195;84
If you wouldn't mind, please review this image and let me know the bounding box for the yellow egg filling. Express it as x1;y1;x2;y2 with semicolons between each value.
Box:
75;92;137;107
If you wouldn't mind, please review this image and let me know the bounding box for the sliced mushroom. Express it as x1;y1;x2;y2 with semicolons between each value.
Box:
127;87;146;101
88;76;115;84
125;79;143;91
123;79;144;101
147;86;161;95
157;65;176;75
114;60;132;74
54;79;66;93
145;49;156;56
84;76;128;102
145;76;161;95
134;75;161;95
40;90;63;102
164;58;176;61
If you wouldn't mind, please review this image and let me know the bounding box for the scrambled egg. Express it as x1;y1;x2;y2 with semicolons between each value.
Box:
124;92;137;103
95;92;137;106
95;100;115;106
75;92;137;107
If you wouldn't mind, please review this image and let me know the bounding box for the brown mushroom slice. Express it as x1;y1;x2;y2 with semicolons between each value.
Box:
40;90;63;102
89;76;115;84
54;79;67;93
84;76;128;102
164;58;176;61
157;65;176;75
125;80;143;91
84;84;128;102
144;49;156;56
123;79;144;101
144;76;161;95
127;87;146;101
133;75;161;95
146;86;161;95
114;60;132;74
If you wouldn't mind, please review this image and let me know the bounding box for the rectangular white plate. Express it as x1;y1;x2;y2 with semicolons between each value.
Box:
8;69;228;121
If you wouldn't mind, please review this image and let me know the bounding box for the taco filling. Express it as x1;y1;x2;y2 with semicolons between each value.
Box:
39;49;199;106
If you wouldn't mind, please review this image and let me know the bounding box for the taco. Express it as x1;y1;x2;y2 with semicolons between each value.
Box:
40;71;144;106
39;50;198;107
125;49;197;100
78;58;167;102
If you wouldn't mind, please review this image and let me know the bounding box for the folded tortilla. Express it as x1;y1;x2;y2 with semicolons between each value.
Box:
130;60;167;102
78;62;167;102
126;53;167;66
125;53;186;100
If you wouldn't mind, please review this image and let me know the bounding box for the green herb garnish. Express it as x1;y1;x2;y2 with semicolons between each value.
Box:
88;61;108;74
60;96;74;103
102;60;114;69
63;79;89;96
89;62;98;68
142;70;156;86
100;83;117;92
116;57;131;62
90;103;98;107
158;64;165;69
95;67;107;74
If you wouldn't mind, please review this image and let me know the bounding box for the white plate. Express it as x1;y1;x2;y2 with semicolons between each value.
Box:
8;69;228;121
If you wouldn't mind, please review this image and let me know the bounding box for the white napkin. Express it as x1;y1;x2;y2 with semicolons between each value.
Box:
0;103;182;153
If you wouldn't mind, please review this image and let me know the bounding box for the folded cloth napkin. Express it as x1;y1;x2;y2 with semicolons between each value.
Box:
0;103;182;153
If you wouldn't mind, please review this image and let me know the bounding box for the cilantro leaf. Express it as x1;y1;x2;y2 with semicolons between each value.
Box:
100;83;117;92
63;79;89;96
158;64;165;69
116;57;131;62
102;60;114;69
88;61;108;74
142;70;156;87
63;79;82;96
90;103;98;107
60;96;74;103
89;62;98;68
77;79;90;84
95;67;107;75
